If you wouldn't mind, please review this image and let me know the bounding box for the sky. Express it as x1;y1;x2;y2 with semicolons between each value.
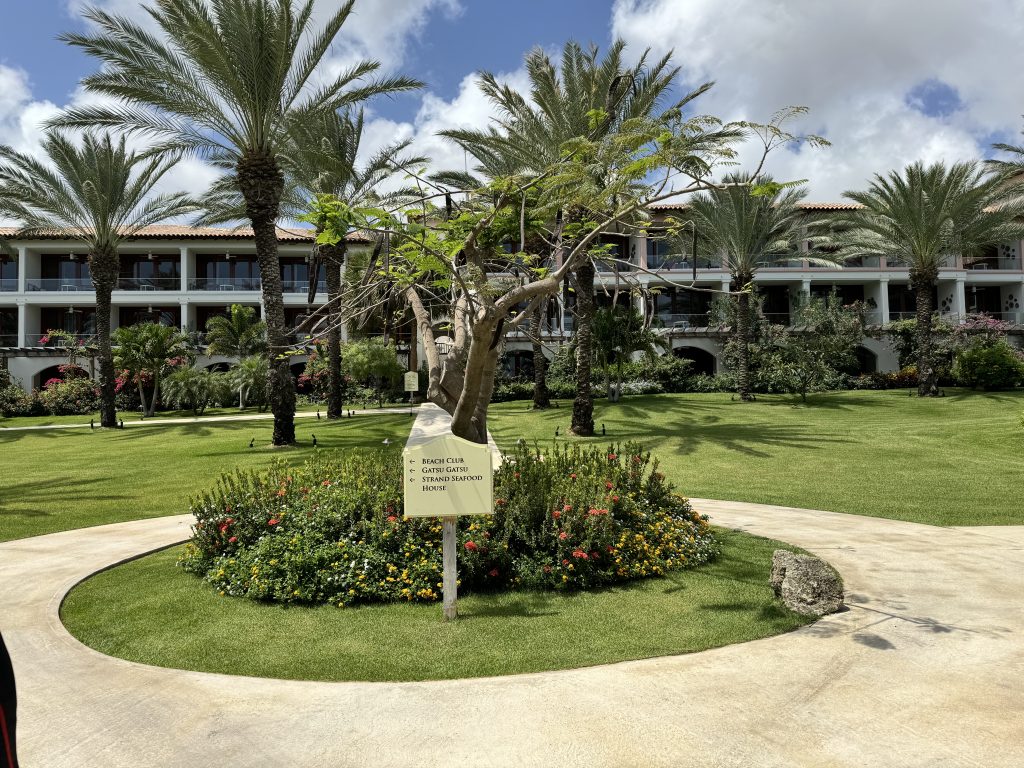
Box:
2;0;1024;205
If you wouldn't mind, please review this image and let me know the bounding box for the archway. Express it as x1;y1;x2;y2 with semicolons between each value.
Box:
672;346;717;376
853;346;877;374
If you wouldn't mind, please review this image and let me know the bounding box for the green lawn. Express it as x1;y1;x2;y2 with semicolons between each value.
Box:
61;528;811;681
489;389;1024;526
0;401;324;428
0;413;414;542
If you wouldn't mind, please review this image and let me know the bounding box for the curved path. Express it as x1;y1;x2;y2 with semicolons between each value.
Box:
2;502;1023;767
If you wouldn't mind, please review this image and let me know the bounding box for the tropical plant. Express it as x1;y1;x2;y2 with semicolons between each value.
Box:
57;0;421;444
0;132;195;426
443;40;699;435
229;355;269;411
779;295;864;402
113;322;194;416
683;173;823;400
839;161;1024;395
342;337;404;407
592;305;662;401
162;367;230;416
204;304;266;360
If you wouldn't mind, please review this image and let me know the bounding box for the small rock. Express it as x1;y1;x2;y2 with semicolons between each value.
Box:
771;550;844;617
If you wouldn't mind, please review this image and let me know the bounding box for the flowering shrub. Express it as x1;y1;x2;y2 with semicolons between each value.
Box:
38;377;100;415
953;339;1024;391
179;442;717;607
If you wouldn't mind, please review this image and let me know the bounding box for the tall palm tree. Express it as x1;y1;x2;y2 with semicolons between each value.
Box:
55;0;421;444
205;304;267;360
840;161;1024;396
0;131;195;426
685;173;815;401
443;40;693;435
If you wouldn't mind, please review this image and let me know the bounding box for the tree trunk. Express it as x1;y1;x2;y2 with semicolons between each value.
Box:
237;151;294;445
912;272;938;397
736;286;754;401
531;303;550;409
323;242;344;419
570;259;595;435
90;246;118;427
450;316;498;445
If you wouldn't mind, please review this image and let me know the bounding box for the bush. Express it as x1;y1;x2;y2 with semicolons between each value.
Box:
0;384;45;417
38;377;100;415
163;368;231;415
619;379;664;395
953;340;1024;390
180;442;717;606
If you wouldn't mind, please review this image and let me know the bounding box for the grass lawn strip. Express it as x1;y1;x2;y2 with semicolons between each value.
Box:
61;528;810;681
489;389;1024;526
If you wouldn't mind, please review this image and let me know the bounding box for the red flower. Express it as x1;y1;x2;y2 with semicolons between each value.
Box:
559;531;568;540
268;518;280;526
569;473;577;480
495;498;506;506
607;453;617;460
552;510;561;519
276;488;286;497
605;482;613;490
321;480;332;487
543;565;552;574
590;551;599;559
612;495;620;503
387;515;398;522
572;549;588;559
488;569;500;578
464;541;479;552
228;536;237;544
514;472;521;479
606;545;614;552
562;559;570;566
218;522;229;533
563;504;572;512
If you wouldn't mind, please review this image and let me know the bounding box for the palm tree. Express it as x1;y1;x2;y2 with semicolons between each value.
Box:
55;0;421;444
840;161;1024;396
443;40;691;435
113;322;194;416
205;304;266;360
230;355;269;411
593;305;662;402
684;173;815;401
0;131;195;426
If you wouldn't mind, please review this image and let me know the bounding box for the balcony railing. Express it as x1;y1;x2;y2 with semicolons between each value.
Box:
0;279;16;292
0;334;17;346
282;280;327;294
595;259;635;273
965;258;1022;271
757;259;804;269
657;313;712;329
188;277;261;291
116;276;182;291
27;278;93;292
646;257;723;271
888;311;917;321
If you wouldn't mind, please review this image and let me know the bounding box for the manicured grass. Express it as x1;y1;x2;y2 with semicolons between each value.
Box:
0;402;323;428
0;413;414;542
489;389;1024;526
61;528;810;681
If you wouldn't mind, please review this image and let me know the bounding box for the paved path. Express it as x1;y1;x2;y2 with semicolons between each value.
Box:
3;499;1022;767
0;405;419;432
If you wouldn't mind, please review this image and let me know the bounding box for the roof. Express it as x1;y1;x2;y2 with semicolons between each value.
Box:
0;225;373;244
649;201;864;212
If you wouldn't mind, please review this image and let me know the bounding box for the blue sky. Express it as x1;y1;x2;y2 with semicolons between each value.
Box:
2;0;1023;201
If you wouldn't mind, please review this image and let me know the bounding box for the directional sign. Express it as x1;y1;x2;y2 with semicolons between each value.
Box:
404;371;419;392
403;434;493;518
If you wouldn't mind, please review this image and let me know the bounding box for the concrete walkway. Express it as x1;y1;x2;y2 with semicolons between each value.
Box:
0;405;419;432
3;499;1022;767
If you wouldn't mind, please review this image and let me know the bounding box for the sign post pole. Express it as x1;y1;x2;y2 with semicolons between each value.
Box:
441;515;458;621
404;371;418;417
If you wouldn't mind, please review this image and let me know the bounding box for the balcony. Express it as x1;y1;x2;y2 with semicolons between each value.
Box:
117;277;181;291
657;313;712;329
646;257;724;272
189;277;261;291
0;334;17;346
888;311;916;322
282;280;327;294
27;278;93;292
966;257;1022;271
0;279;16;292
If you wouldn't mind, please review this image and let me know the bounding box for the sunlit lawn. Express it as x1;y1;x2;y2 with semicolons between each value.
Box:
489;389;1024;526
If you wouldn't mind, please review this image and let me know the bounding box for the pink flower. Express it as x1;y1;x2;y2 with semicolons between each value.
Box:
572;549;588;559
607;453;617;460
387;515;397;522
488;569;500;578
569;473;577;480
228;536;237;544
268;518;280;526
552;510;561;520
559;531;568;541
563;504;572;512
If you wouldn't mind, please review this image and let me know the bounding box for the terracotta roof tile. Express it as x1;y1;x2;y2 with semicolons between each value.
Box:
649;201;864;212
0;225;373;243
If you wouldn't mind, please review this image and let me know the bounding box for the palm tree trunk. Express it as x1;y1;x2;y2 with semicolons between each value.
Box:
531;303;550;409
237;151;294;445
91;246;118;427
912;272;938;397
736;286;754;402
324;242;344;419
570;259;595;435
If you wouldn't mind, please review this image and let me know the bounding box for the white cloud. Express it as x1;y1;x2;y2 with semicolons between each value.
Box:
612;0;1024;198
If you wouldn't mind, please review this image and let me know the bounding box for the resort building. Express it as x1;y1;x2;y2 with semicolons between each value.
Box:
2;203;1023;389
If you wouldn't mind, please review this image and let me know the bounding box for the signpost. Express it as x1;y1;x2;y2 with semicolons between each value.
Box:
404;371;418;416
403;434;494;620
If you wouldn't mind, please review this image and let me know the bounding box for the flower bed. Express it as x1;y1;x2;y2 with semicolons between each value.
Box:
179;441;718;606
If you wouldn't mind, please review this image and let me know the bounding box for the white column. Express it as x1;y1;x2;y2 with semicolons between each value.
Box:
179;246;190;293
16;247;27;293
179;298;189;332
16;301;26;346
634;233;648;272
953;278;966;322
